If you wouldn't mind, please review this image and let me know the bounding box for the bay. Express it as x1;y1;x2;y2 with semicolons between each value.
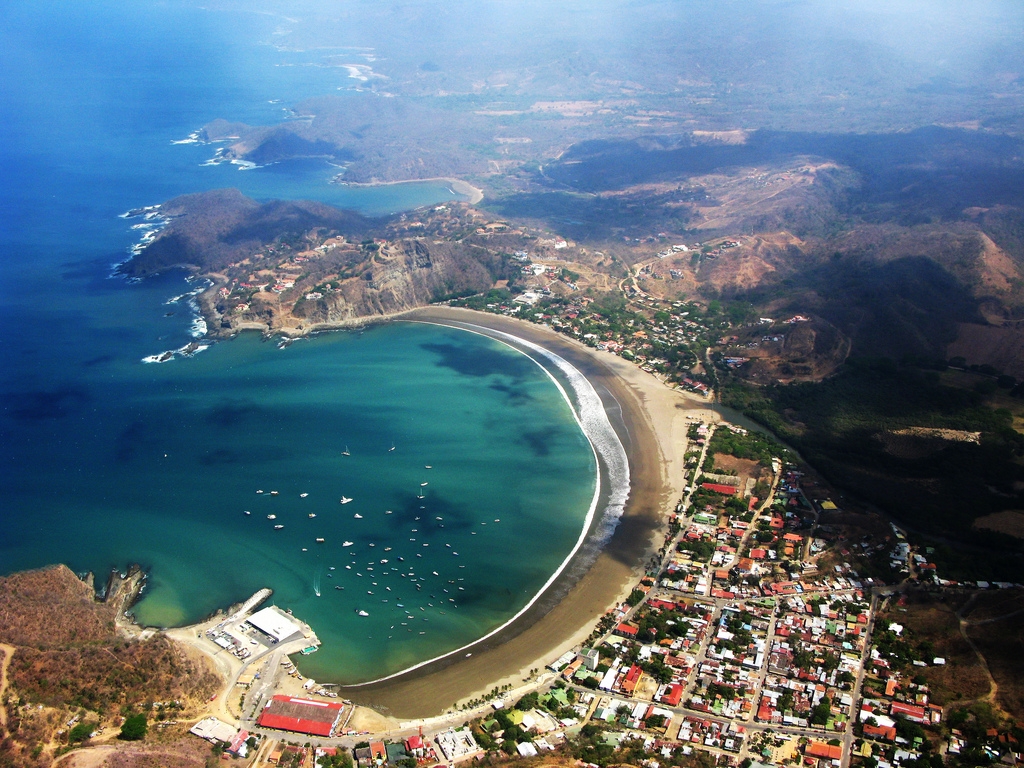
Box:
0;1;600;682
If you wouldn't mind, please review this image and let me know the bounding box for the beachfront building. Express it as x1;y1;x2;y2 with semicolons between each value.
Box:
256;695;345;737
246;606;304;644
436;728;483;762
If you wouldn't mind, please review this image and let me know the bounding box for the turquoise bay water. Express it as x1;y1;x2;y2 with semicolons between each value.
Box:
0;2;601;682
1;322;595;682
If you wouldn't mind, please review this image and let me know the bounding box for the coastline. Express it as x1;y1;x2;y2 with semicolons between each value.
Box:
344;314;628;688
333;306;721;718
332;176;484;205
120;304;726;721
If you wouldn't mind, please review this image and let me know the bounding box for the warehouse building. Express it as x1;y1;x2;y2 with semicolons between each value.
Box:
256;695;344;737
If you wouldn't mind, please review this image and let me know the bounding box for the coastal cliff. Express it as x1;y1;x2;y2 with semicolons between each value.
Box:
123;189;516;336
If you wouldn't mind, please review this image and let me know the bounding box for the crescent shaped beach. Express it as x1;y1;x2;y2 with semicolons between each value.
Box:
328;305;724;719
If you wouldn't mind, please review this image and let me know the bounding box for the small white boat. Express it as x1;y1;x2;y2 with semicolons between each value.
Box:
267;514;277;520
274;524;284;530
244;510;251;515
420;482;428;487
300;492;308;498
389;443;396;452
342;540;354;547
316;538;325;543
342;446;351;456
340;496;353;504
256;489;264;494
353;513;363;519
270;490;279;496
425;465;432;469
329;566;336;570
356;609;369;617
308;513;317;518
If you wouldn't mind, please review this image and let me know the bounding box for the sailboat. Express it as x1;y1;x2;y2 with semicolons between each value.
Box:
388;442;396;452
340;496;353;504
416;487;425;499
342;446;351;456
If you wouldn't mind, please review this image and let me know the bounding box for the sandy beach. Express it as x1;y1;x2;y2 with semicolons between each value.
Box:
337;306;722;719
333;176;484;205
156;304;724;725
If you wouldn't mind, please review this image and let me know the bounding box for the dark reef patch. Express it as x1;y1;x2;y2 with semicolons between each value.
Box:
422;341;534;379
520;426;559;457
206;400;260;428
7;386;90;421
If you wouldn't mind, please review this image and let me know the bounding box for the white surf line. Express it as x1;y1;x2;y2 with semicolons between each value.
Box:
343;319;630;687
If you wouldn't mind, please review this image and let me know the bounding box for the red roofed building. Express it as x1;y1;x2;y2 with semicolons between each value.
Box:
227;730;249;757
621;664;643;695
890;701;927;723
257;696;344;737
665;654;690;669
615;622;639;638
805;741;843;760
370;742;387;765
863;723;897;741
702;483;738;496
749;548;768;560
405;735;425;756
658;683;684;707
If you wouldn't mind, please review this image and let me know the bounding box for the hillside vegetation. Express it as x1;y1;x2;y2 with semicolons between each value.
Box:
0;567;218;768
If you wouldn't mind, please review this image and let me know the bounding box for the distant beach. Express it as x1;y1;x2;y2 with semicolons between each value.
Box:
343;306;722;719
333;176;484;205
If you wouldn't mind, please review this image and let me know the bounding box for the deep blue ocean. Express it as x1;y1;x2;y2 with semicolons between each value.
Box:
0;2;598;682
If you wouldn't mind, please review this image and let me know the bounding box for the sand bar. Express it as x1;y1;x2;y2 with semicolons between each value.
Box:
339;306;721;718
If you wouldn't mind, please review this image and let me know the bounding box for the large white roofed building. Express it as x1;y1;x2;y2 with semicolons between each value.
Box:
246;606;303;643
